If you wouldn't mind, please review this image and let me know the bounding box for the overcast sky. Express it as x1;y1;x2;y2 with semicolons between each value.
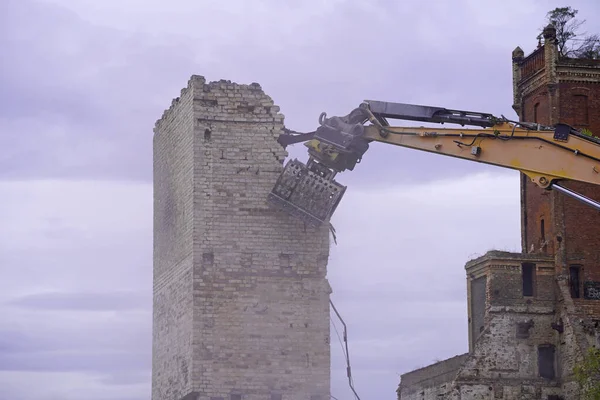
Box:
2;0;600;399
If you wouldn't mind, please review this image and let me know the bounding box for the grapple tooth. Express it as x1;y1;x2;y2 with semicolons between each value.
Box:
267;159;346;227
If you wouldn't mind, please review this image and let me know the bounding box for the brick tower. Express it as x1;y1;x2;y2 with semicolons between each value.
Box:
397;25;600;400
152;76;332;400
511;24;600;397
512;25;600;299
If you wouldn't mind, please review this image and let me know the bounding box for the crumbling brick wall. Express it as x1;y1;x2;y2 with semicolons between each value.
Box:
399;252;565;400
453;253;564;399
397;354;468;399
463;255;557;365
153;76;332;400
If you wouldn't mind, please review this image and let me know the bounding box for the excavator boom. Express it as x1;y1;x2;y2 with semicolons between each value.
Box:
267;100;600;226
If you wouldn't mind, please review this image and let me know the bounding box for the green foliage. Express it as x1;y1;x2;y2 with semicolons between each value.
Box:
579;128;600;140
581;128;593;136
547;7;581;56
574;346;600;399
541;6;600;59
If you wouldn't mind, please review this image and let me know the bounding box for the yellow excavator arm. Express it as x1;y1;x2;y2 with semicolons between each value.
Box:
267;100;600;226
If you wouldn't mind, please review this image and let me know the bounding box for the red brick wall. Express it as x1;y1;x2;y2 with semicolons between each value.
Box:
559;181;600;263
521;79;600;299
521;85;554;255
522;183;554;254
522;85;550;125
559;82;600;131
558;82;600;290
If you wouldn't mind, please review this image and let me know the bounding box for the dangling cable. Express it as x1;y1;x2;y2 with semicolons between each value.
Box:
330;299;361;400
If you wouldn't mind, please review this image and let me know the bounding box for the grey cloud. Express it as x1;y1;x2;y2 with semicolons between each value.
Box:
0;240;152;295
0;331;50;354
336;318;465;345
330;299;468;350
98;370;152;386
0;181;153;296
331;283;468;306
0;311;151;379
8;291;149;311
1;0;201;182
0;310;151;354
0;1;114;122
0;350;149;373
0;180;152;392
0;0;562;186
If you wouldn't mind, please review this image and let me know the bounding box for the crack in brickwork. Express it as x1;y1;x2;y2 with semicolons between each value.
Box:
153;76;332;400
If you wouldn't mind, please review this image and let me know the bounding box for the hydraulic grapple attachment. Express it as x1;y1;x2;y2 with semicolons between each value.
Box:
267;158;347;227
268;100;503;226
266;105;373;226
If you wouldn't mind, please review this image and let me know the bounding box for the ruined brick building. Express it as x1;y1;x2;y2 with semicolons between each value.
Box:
152;76;332;400
397;25;600;399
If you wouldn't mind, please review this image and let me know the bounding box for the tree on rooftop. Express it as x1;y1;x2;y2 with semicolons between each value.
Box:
540;6;600;59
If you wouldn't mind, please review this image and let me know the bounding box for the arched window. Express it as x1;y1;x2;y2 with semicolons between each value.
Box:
573;94;589;125
533;102;540;123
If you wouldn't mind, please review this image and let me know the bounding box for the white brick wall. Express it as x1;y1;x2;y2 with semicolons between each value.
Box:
153;83;196;400
153;76;331;400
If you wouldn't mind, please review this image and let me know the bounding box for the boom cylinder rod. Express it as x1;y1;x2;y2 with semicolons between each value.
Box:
551;183;600;211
